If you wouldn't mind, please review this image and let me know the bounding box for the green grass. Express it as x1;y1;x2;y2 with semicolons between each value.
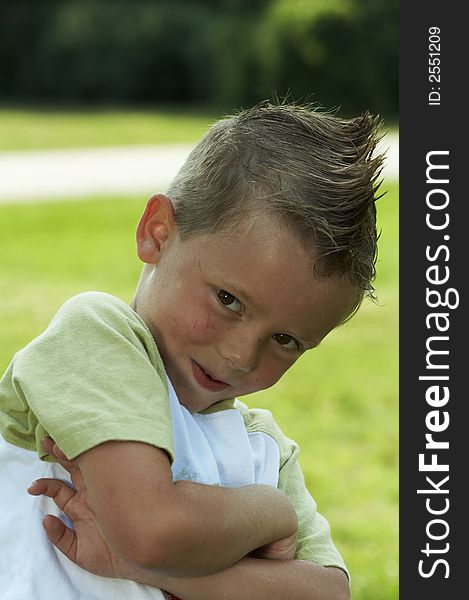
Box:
0;183;398;599
0;107;217;151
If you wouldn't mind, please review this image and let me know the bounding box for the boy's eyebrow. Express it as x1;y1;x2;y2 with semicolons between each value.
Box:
227;283;262;313
197;262;258;310
214;275;257;309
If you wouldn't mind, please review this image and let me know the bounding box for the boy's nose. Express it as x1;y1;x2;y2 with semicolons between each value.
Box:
219;337;260;373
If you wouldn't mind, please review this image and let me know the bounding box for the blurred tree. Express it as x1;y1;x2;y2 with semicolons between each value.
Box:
0;0;397;118
257;0;397;117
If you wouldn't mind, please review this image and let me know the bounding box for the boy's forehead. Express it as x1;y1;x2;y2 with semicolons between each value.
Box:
199;215;312;278
206;212;310;257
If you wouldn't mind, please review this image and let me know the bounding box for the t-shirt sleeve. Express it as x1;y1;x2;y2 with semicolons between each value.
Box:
278;436;349;579
2;292;173;461
238;402;349;579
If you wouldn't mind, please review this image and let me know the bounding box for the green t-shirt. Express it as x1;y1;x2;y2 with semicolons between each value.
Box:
0;291;348;577
0;292;173;461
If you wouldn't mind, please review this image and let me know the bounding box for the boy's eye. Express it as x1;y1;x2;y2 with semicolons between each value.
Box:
273;333;300;351
217;289;242;313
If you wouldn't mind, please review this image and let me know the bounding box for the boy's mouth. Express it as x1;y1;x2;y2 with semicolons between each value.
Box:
191;360;229;393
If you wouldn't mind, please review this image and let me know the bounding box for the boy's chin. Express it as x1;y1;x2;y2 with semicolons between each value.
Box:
179;396;216;413
177;386;234;413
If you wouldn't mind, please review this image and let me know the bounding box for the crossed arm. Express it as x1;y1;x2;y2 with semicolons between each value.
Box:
29;439;350;600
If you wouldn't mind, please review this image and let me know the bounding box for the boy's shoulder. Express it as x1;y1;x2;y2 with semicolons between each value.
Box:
54;291;135;322
49;291;150;338
46;290;162;366
14;291;163;379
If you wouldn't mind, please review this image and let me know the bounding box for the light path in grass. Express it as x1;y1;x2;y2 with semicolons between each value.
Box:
0;133;398;204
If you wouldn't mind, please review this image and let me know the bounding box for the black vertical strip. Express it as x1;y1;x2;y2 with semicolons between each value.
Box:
400;2;466;597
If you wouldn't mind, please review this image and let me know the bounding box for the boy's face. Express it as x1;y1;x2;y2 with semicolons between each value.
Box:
134;197;358;412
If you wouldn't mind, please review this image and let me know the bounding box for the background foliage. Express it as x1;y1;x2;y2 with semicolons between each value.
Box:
1;0;398;119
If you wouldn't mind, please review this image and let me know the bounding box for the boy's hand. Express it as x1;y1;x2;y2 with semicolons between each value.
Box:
253;530;298;561
27;438;146;583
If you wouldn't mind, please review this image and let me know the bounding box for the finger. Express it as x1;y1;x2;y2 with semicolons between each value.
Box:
41;437;55;455
28;478;76;513
41;437;75;474
42;514;77;560
53;441;70;464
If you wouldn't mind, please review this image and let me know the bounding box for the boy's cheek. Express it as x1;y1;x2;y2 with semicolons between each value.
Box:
176;304;223;345
187;313;219;339
248;368;285;394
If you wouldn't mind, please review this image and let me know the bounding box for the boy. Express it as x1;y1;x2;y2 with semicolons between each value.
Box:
0;102;384;599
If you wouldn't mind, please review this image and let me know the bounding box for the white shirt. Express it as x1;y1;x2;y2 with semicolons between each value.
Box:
0;378;279;600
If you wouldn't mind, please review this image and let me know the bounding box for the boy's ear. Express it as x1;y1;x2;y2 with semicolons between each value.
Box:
136;194;176;264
